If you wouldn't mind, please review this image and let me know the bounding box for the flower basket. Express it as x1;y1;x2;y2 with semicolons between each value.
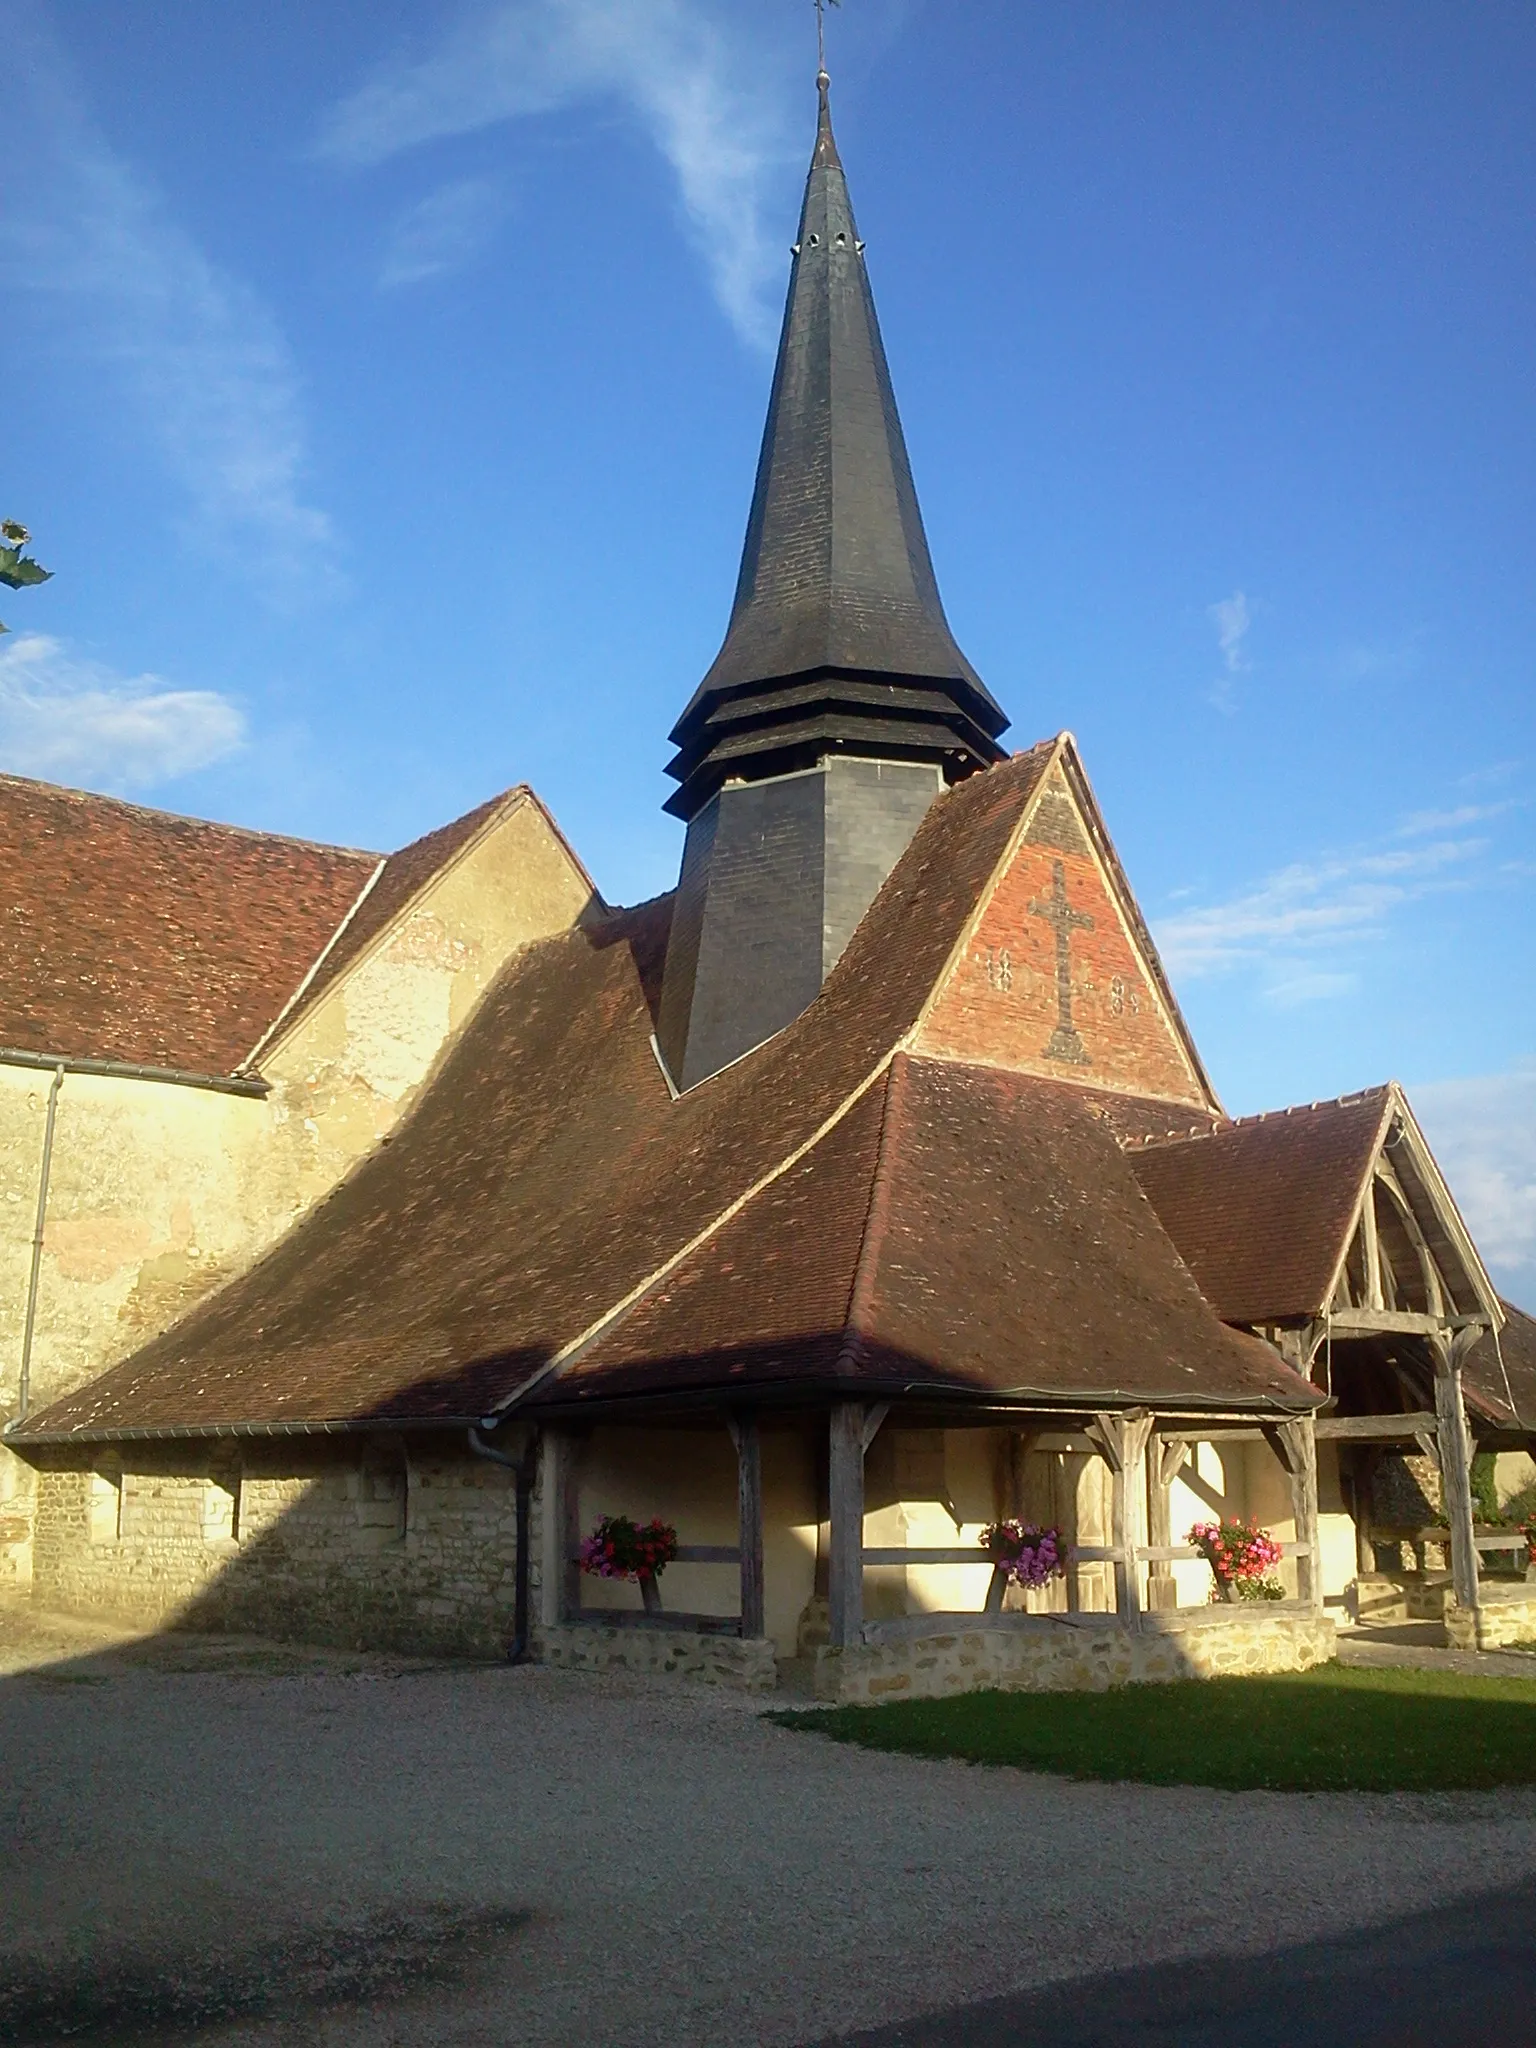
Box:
1188;1518;1284;1603
979;1520;1069;1590
577;1514;679;1583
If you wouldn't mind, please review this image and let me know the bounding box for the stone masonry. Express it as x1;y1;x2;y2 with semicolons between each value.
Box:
814;1606;1336;1703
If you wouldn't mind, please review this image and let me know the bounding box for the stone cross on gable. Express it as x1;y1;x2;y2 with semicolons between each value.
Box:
1029;857;1094;1065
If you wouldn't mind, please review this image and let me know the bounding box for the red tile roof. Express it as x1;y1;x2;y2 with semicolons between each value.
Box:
0;774;378;1075
1465;1305;1536;1430
1125;1092;1393;1325
17;746;1319;1440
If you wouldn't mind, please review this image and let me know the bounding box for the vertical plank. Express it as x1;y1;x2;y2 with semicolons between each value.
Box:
1146;1434;1184;1611
827;1402;866;1649
1279;1416;1321;1609
1352;1448;1377;1576
1434;1350;1480;1614
540;1429;583;1627
1089;1410;1153;1623
1361;1183;1384;1310
733;1412;765;1639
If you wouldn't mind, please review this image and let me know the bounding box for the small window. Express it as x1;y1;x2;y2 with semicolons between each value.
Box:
88;1469;122;1544
203;1473;240;1544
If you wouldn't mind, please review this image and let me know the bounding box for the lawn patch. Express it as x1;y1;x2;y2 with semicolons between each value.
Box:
772;1663;1536;1792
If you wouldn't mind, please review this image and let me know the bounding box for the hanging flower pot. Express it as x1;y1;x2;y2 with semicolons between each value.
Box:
979;1519;1070;1590
1188;1519;1285;1602
578;1514;679;1583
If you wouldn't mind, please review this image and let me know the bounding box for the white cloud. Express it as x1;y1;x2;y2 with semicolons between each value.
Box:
380;177;510;286
1397;799;1517;837
0;26;336;592
0;633;245;790
316;0;797;345
1155;836;1487;980
1206;590;1251;712
1411;1062;1536;1309
1262;968;1359;1009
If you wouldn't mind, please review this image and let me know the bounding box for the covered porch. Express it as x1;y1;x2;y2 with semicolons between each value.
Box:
530;1391;1336;1699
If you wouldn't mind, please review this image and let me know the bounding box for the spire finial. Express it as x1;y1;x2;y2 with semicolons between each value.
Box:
813;0;840;167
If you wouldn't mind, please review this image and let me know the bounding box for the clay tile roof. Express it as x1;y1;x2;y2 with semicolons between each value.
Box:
1464;1304;1536;1430
16;747;1062;1438
1125;1090;1394;1326
553;1056;1317;1414
0;773;377;1076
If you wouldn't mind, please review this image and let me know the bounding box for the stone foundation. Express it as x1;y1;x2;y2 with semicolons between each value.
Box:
1444;1585;1536;1652
813;1606;1336;1703
540;1623;778;1691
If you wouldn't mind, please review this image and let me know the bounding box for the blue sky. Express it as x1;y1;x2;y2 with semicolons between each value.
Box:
3;1;1533;1298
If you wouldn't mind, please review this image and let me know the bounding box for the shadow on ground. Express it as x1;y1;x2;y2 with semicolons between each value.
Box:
821;1877;1536;2047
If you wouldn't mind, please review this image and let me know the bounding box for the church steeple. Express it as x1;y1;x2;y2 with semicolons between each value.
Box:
663;73;1008;823
656;75;1007;1092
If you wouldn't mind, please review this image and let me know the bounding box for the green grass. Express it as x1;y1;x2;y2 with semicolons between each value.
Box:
771;1663;1536;1792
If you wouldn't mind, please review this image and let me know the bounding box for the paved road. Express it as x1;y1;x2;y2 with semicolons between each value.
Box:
5;1600;1536;2046
824;1881;1536;2045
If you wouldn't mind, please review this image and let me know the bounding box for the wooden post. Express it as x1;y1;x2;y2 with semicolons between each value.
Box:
727;1412;765;1639
828;1402;877;1649
1087;1410;1153;1623
540;1429;584;1627
1351;1447;1377;1576
1433;1340;1480;1616
1147;1435;1186;1611
1265;1417;1321;1609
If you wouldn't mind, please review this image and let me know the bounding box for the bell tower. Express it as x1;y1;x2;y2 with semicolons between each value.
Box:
657;73;1008;1091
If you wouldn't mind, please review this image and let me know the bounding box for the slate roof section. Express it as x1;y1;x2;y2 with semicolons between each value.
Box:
665;79;1007;818
1125;1092;1393;1325
0;773;377;1076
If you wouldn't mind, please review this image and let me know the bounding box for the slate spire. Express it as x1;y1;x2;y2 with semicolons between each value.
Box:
663;72;1008;822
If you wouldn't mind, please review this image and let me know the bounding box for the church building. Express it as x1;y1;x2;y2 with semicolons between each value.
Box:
3;78;1533;1698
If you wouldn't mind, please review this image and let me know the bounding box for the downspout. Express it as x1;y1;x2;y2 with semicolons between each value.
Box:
468;1423;540;1664
16;1064;63;1424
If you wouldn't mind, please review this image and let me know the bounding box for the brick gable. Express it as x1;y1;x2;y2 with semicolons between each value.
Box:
916;756;1213;1110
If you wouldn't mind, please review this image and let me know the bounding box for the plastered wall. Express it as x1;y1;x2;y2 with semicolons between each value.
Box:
1;794;592;1580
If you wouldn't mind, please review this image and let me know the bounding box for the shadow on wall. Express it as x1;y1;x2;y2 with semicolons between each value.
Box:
14;1334;1298;1664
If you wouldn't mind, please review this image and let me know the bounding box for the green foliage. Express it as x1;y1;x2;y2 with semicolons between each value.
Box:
1501;1478;1536;1527
774;1664;1536;1793
0;520;52;632
1471;1451;1502;1525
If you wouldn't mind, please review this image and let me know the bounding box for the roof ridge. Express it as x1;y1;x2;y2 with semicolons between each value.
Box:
0;769;380;861
1123;1083;1394;1150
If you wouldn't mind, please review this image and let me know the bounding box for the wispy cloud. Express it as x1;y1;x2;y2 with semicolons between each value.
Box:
316;0;798;346
1412;1061;1536;1308
1155;836;1487;981
0;633;246;790
1397;799;1518;837
380;176;511;287
0;23;336;592
1206;590;1251;713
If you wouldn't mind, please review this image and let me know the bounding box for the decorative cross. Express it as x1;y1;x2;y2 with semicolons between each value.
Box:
1029;858;1094;1065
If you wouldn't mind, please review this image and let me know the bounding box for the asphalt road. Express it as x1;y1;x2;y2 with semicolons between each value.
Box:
824;1880;1536;2046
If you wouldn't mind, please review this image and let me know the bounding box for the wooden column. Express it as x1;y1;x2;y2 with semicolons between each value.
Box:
1087;1410;1153;1623
1351;1447;1378;1576
827;1402;889;1649
728;1412;765;1640
1265;1416;1321;1609
540;1429;584;1627
1146;1434;1187;1611
1433;1340;1480;1615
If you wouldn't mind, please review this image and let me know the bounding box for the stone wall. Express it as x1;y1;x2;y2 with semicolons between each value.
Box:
27;1434;535;1658
0;792;592;1583
814;1606;1336;1703
540;1623;778;1691
1444;1584;1536;1652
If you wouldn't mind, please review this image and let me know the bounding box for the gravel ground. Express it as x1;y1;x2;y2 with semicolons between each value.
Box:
5;1600;1536;2047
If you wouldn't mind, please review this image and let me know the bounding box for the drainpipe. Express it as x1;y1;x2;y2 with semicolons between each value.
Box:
16;1065;64;1425
468;1423;540;1664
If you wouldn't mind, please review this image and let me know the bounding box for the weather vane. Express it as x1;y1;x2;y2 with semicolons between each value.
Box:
815;0;839;80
